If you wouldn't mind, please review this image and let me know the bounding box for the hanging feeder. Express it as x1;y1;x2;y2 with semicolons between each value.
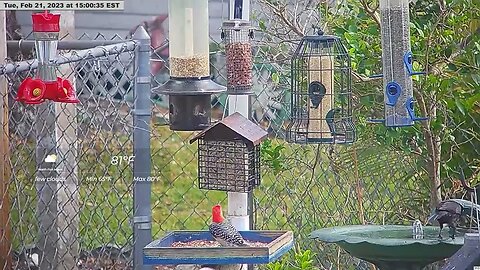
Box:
153;0;226;131
286;30;355;144
16;11;79;105
189;112;267;192
221;19;254;95
368;0;427;127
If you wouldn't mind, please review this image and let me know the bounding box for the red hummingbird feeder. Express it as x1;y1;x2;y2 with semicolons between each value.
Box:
15;11;79;104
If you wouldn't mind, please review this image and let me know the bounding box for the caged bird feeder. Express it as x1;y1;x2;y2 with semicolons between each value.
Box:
286;29;355;144
16;11;79;104
189;112;267;193
153;0;226;131
368;0;427;127
221;19;254;95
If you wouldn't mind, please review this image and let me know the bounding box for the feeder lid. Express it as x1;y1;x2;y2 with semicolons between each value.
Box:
302;28;339;43
222;19;252;30
32;11;60;32
189;112;268;145
302;34;339;43
153;77;226;95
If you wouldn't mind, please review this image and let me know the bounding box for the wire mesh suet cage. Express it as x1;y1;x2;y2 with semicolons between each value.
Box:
221;19;254;95
190;112;267;192
286;30;355;144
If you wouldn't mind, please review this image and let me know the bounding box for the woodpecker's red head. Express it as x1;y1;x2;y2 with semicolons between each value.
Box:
212;204;224;223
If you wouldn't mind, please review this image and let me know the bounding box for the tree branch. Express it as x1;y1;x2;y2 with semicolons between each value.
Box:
359;0;381;27
260;0;304;37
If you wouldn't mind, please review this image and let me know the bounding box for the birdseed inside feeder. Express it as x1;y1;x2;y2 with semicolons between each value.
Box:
189;112;267;193
376;0;426;126
221;19;254;95
286;30;355;144
153;0;225;131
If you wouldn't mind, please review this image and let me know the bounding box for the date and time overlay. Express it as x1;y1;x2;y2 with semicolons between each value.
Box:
0;0;124;10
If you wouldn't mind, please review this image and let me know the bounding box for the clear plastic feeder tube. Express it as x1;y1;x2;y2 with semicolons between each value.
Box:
168;0;210;78
34;32;59;81
222;20;253;93
380;0;413;126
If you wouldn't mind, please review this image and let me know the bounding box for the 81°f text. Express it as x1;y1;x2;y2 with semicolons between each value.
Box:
0;1;124;10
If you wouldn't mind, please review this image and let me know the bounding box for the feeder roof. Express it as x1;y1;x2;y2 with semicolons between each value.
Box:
189;112;268;145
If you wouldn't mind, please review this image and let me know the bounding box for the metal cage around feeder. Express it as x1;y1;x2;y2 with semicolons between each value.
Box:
189;112;267;193
221;19;254;95
286;30;355;144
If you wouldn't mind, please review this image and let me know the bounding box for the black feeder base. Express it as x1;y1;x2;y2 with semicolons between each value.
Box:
169;95;211;131
153;77;226;131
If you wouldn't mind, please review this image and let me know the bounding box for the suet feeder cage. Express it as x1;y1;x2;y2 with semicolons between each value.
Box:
16;11;79;104
369;0;426;127
221;20;254;95
286;30;355;144
153;0;226;131
189;112;267;193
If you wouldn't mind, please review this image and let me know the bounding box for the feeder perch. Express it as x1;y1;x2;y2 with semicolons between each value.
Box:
286;30;355;144
189;112;267;193
15;11;79;104
221;20;254;95
143;230;294;266
153;0;225;131
367;0;426;127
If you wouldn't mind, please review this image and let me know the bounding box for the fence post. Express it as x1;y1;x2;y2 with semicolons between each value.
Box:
132;25;152;270
54;10;79;270
0;10;12;270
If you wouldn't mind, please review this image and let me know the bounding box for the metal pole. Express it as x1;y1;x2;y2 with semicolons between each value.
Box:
0;41;137;75
54;10;79;270
0;10;12;270
226;1;251;270
7;39;130;52
35;30;61;270
132;25;152;270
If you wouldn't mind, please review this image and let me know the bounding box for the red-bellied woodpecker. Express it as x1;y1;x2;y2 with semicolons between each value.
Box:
209;204;247;247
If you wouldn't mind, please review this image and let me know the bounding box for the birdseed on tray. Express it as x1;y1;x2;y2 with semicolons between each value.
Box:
171;240;267;248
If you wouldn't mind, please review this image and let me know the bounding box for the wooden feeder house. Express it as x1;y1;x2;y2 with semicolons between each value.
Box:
368;0;427;127
153;0;226;131
286;30;355;144
189;112;267;193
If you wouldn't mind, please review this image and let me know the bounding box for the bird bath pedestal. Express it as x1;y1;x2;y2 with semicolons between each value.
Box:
311;225;464;270
144;230;294;270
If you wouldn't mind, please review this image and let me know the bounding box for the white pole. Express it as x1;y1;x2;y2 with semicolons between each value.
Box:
226;1;250;268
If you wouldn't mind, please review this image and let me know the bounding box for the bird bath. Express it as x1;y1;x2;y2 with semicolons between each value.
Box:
310;225;465;270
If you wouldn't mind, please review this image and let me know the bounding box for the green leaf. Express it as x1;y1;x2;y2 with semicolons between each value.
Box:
272;72;280;84
259;20;266;31
455;98;466;115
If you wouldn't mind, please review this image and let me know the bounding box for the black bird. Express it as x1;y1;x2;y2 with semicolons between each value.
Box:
308;81;326;109
427;199;480;239
325;108;341;135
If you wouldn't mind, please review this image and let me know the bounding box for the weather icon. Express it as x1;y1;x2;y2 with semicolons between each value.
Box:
44;154;57;163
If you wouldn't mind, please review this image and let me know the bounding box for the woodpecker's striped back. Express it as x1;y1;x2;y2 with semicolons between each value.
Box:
209;220;246;247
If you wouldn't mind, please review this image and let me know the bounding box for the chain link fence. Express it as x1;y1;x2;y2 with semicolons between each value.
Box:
1;1;479;269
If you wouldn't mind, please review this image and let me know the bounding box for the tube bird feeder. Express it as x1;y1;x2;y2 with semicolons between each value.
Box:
369;0;426;126
154;0;226;131
15;11;79;104
286;30;355;144
221;20;254;95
